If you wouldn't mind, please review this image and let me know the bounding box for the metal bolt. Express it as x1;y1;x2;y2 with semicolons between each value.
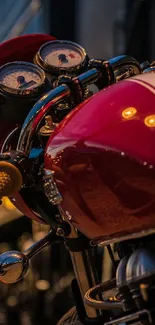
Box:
90;240;97;247
45;115;54;129
56;227;65;237
66;211;72;221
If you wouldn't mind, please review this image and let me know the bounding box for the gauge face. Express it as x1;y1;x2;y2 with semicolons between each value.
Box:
0;62;45;95
38;40;87;70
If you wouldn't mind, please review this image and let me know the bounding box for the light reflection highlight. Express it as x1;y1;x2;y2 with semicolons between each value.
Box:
144;115;155;128
122;107;137;119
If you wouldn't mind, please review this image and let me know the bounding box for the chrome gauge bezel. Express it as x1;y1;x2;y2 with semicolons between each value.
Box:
0;61;46;97
34;40;89;74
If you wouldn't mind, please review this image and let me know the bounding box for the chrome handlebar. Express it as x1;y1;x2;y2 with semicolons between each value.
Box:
16;68;101;156
16;55;144;156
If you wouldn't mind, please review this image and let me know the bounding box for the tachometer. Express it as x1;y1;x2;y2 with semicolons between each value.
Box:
34;40;89;75
0;61;46;96
0;62;48;127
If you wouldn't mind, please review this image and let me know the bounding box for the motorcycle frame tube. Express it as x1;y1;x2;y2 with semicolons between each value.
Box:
70;248;100;318
59;208;101;319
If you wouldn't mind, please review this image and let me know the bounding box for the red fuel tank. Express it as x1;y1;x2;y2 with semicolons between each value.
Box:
45;72;155;244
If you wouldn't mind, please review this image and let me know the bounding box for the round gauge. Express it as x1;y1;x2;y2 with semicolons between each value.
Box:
35;40;89;74
0;62;46;96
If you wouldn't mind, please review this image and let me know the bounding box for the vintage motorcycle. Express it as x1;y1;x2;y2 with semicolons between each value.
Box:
0;33;155;325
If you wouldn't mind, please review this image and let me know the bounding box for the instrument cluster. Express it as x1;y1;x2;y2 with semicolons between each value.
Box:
34;40;88;75
0;39;143;154
0;61;46;97
0;40;88;99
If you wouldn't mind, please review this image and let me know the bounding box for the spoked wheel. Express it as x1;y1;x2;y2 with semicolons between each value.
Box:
57;307;82;325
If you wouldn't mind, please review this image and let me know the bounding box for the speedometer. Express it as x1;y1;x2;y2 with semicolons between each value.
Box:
0;61;46;96
34;40;89;75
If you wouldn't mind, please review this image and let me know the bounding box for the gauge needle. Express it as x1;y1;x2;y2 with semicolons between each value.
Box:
19;80;36;90
58;60;62;67
58;54;68;66
17;75;26;88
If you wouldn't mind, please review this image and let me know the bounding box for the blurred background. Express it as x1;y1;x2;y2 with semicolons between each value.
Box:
0;0;154;324
0;0;154;61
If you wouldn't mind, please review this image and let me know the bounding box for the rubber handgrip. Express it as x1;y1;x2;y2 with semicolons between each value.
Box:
0;172;13;197
0;161;22;197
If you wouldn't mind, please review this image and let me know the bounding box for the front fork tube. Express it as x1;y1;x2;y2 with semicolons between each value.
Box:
68;227;102;319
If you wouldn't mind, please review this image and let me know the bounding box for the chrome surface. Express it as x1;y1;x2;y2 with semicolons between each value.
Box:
84;279;123;310
1;126;20;153
39;115;57;136
16;62;140;157
43;169;62;205
116;256;129;288
78;68;99;86
109;55;141;74
0;250;29;284
59;207;101;319
0;230;53;284
105;309;151;325
99;227;155;247
109;55;142;82
16;68;100;156
116;66;135;82
17;84;70;155
24;230;53;259
143;66;155;73
116;256;135;312
126;248;155;283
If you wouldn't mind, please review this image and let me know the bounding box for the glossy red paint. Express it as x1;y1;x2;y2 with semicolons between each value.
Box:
0;34;56;66
45;73;155;242
0;33;55;222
